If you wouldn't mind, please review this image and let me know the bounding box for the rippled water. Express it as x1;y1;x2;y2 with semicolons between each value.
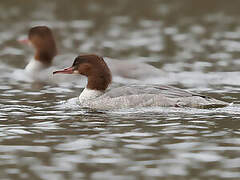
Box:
1;0;240;179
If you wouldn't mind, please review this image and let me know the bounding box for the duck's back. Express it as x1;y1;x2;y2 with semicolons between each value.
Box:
104;58;163;80
82;85;228;110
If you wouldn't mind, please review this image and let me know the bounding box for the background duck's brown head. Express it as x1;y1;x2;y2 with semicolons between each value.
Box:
28;26;57;66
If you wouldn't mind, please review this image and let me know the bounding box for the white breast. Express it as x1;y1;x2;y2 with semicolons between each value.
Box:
25;58;46;75
79;88;104;103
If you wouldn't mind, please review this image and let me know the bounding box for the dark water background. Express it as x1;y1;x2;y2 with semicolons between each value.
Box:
0;0;240;179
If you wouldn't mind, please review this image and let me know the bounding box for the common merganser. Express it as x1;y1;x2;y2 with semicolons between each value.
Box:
20;26;163;83
20;26;57;75
18;26;80;83
53;54;228;110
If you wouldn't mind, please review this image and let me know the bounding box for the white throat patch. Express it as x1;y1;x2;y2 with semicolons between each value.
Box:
79;88;103;103
25;58;46;74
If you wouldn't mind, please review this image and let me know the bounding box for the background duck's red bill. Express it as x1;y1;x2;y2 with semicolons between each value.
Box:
18;39;30;44
53;67;74;74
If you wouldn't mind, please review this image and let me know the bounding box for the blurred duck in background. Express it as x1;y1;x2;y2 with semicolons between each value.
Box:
20;26;57;76
19;26;164;83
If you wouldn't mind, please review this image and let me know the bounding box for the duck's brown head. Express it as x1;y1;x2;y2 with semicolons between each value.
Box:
53;54;112;91
22;26;57;66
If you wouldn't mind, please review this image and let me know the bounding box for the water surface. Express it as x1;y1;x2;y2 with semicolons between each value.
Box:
0;0;240;179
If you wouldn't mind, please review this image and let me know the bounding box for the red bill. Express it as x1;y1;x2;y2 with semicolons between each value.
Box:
53;67;74;75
